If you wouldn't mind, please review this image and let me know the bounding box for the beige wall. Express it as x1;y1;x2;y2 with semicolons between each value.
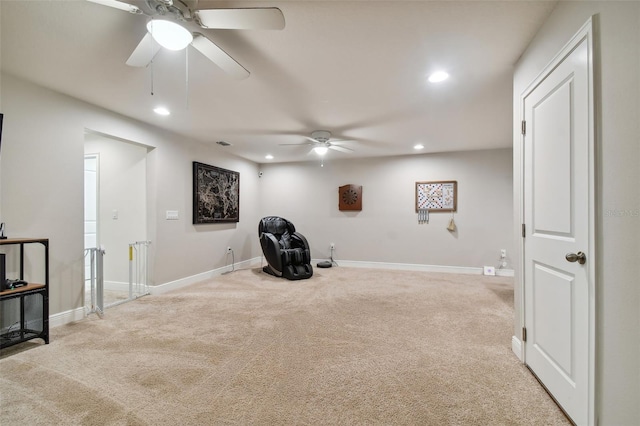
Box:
513;2;640;424
1;72;514;315
259;149;513;269
0;74;262;315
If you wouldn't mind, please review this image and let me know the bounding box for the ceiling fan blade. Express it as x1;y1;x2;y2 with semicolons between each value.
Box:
195;8;285;30
126;33;161;67
279;142;314;146
191;34;250;80
330;145;354;153
328;139;355;145
86;0;142;14
303;136;321;143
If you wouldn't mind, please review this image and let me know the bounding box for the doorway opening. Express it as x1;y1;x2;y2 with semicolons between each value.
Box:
84;131;151;311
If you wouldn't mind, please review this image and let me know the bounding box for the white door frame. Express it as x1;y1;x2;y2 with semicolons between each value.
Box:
518;18;597;425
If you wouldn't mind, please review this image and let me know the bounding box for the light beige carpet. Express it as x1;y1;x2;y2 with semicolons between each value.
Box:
0;267;569;425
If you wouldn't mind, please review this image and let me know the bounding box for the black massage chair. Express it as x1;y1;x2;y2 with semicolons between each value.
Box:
258;216;313;280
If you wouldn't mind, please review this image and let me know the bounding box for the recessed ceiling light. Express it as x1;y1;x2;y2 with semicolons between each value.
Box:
428;71;449;83
153;106;170;116
265;154;274;160
414;144;424;150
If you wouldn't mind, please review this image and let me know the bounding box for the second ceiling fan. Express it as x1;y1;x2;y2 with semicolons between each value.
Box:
280;130;355;156
87;0;285;80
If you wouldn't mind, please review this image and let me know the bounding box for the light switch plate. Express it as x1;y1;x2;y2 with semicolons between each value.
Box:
166;210;179;220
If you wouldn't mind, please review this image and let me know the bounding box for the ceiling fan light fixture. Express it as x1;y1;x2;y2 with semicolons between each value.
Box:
314;146;329;156
428;71;449;83
153;106;170;116
147;19;193;51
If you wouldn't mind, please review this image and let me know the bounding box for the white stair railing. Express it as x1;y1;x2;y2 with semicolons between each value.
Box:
129;241;151;299
84;247;105;317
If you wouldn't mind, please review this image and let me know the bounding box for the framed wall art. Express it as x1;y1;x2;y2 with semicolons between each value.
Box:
193;162;240;224
415;181;457;212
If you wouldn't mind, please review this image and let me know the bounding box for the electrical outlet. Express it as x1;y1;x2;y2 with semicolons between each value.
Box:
330;243;335;250
226;246;232;253
500;249;506;258
483;266;496;276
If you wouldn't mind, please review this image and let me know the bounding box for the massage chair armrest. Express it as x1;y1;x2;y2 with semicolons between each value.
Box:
260;232;283;275
291;232;311;262
291;232;310;249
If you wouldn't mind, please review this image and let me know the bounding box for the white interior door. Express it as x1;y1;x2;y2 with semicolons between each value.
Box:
522;24;594;425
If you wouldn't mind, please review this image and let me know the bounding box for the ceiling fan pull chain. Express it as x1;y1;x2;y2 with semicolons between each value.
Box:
149;25;155;96
150;57;154;96
185;47;189;110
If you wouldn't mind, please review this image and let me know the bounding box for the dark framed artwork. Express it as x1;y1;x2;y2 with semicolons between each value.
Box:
193;162;240;224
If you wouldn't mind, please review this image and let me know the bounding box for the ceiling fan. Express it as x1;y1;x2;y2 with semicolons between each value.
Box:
280;130;355;156
87;0;285;80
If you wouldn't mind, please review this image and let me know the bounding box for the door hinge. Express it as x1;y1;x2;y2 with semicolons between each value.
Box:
522;223;526;238
522;327;527;342
521;120;526;135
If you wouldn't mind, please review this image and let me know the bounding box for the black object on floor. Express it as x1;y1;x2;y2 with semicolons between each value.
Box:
317;261;332;268
259;216;313;280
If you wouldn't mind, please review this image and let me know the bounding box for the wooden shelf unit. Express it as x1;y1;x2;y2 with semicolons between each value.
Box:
0;238;50;349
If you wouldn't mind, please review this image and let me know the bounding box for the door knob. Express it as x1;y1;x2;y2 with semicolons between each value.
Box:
565;251;586;265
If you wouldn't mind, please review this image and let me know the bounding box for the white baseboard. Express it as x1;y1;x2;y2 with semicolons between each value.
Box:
319;259;514;277
103;281;130;292
512;336;524;361
151;257;263;295
48;259;264;327
153;258;513;295
496;268;515;277
49;307;85;328
84;281;135;293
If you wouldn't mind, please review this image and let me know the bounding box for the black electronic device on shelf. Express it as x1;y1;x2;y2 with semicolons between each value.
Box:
5;279;28;290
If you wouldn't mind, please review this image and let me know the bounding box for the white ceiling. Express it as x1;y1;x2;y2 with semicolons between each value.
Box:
0;0;556;163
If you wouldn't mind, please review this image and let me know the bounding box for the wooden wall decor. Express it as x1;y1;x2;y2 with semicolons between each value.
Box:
339;184;362;211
